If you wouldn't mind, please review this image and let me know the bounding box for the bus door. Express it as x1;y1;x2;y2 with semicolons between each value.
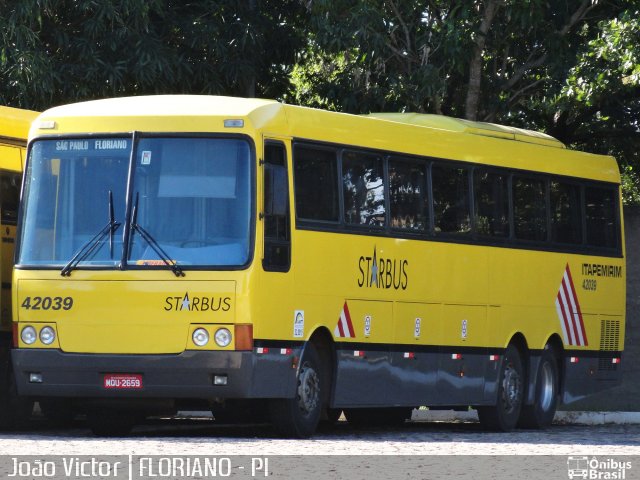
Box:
257;138;293;344
0;144;23;332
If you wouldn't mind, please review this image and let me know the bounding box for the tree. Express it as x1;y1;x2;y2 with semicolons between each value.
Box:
0;0;306;110
289;0;639;202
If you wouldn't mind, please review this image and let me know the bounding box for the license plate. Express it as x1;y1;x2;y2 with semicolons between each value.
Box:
103;373;143;389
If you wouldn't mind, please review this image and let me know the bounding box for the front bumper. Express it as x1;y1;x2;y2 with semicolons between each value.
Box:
12;348;299;399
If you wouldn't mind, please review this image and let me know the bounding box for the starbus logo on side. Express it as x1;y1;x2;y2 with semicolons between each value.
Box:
357;246;408;290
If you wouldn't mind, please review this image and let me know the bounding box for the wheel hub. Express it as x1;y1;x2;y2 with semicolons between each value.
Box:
502;362;521;413
297;363;320;415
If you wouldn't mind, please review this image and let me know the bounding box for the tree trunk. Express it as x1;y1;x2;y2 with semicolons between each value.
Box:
465;0;501;121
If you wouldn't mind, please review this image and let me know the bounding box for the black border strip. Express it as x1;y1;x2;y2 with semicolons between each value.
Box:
291;138;623;259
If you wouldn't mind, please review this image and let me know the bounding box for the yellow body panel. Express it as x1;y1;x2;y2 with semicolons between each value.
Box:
16;95;624;361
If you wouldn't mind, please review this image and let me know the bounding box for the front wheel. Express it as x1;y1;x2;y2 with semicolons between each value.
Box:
269;343;323;438
518;347;559;428
478;344;524;431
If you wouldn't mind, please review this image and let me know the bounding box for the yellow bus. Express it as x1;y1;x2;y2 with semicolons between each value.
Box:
12;96;624;437
0;105;38;426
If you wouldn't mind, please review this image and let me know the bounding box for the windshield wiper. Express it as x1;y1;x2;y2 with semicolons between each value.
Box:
129;192;185;277
61;191;121;276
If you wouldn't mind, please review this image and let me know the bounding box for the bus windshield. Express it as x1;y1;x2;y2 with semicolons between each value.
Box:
18;136;252;269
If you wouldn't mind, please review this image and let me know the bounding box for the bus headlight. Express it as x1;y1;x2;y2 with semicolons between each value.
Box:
21;326;37;345
39;326;56;345
214;328;232;347
192;328;209;347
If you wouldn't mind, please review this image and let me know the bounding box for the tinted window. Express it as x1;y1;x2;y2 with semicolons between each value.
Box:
550;181;582;244
0;171;21;226
294;146;339;222
263;142;290;271
474;169;509;237
432;164;470;234
585;186;617;248
513;176;547;241
342;150;385;227
388;158;427;231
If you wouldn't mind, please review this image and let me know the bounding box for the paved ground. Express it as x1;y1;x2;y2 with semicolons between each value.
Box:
0;418;638;456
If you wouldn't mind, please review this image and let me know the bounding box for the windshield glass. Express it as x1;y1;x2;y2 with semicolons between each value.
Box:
19;136;253;269
19;138;130;265
129;137;251;267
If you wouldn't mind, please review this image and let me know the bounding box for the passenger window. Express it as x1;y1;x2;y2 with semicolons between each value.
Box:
585;186;617;248
388;158;427;231
432;164;471;234
342;151;386;227
513;176;547;241
474;169;509;237
293;145;339;222
0;171;21;226
550;181;582;244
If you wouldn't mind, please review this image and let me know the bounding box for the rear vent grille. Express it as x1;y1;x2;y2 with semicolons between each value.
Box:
599;320;621;371
599;320;620;351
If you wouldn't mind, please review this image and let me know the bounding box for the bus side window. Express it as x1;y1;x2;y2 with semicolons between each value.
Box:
474;168;509;238
550;180;582;245
293;145;339;222
585;186;618;249
342;150;386;227
388;157;427;231
432;163;471;234
263;142;291;272
0;171;20;226
513;175;547;242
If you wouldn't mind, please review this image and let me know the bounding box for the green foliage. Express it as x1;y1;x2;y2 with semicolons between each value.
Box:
621;165;640;206
0;0;638;203
0;0;306;110
290;1;640;204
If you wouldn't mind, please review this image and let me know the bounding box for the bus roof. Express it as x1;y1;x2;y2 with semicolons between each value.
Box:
32;95;619;183
0;105;39;143
365;113;565;149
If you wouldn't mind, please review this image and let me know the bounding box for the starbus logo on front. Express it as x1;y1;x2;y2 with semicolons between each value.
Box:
567;456;632;479
164;293;232;312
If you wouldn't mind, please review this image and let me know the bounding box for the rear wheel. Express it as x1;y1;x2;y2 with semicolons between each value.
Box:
269;343;323;438
518;347;559;428
478;344;524;431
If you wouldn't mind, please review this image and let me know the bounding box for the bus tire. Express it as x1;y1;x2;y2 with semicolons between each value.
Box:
478;344;524;431
518;347;559;429
0;366;33;429
269;343;323;438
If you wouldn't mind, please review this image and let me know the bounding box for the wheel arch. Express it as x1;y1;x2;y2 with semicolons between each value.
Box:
545;334;565;397
305;327;336;407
